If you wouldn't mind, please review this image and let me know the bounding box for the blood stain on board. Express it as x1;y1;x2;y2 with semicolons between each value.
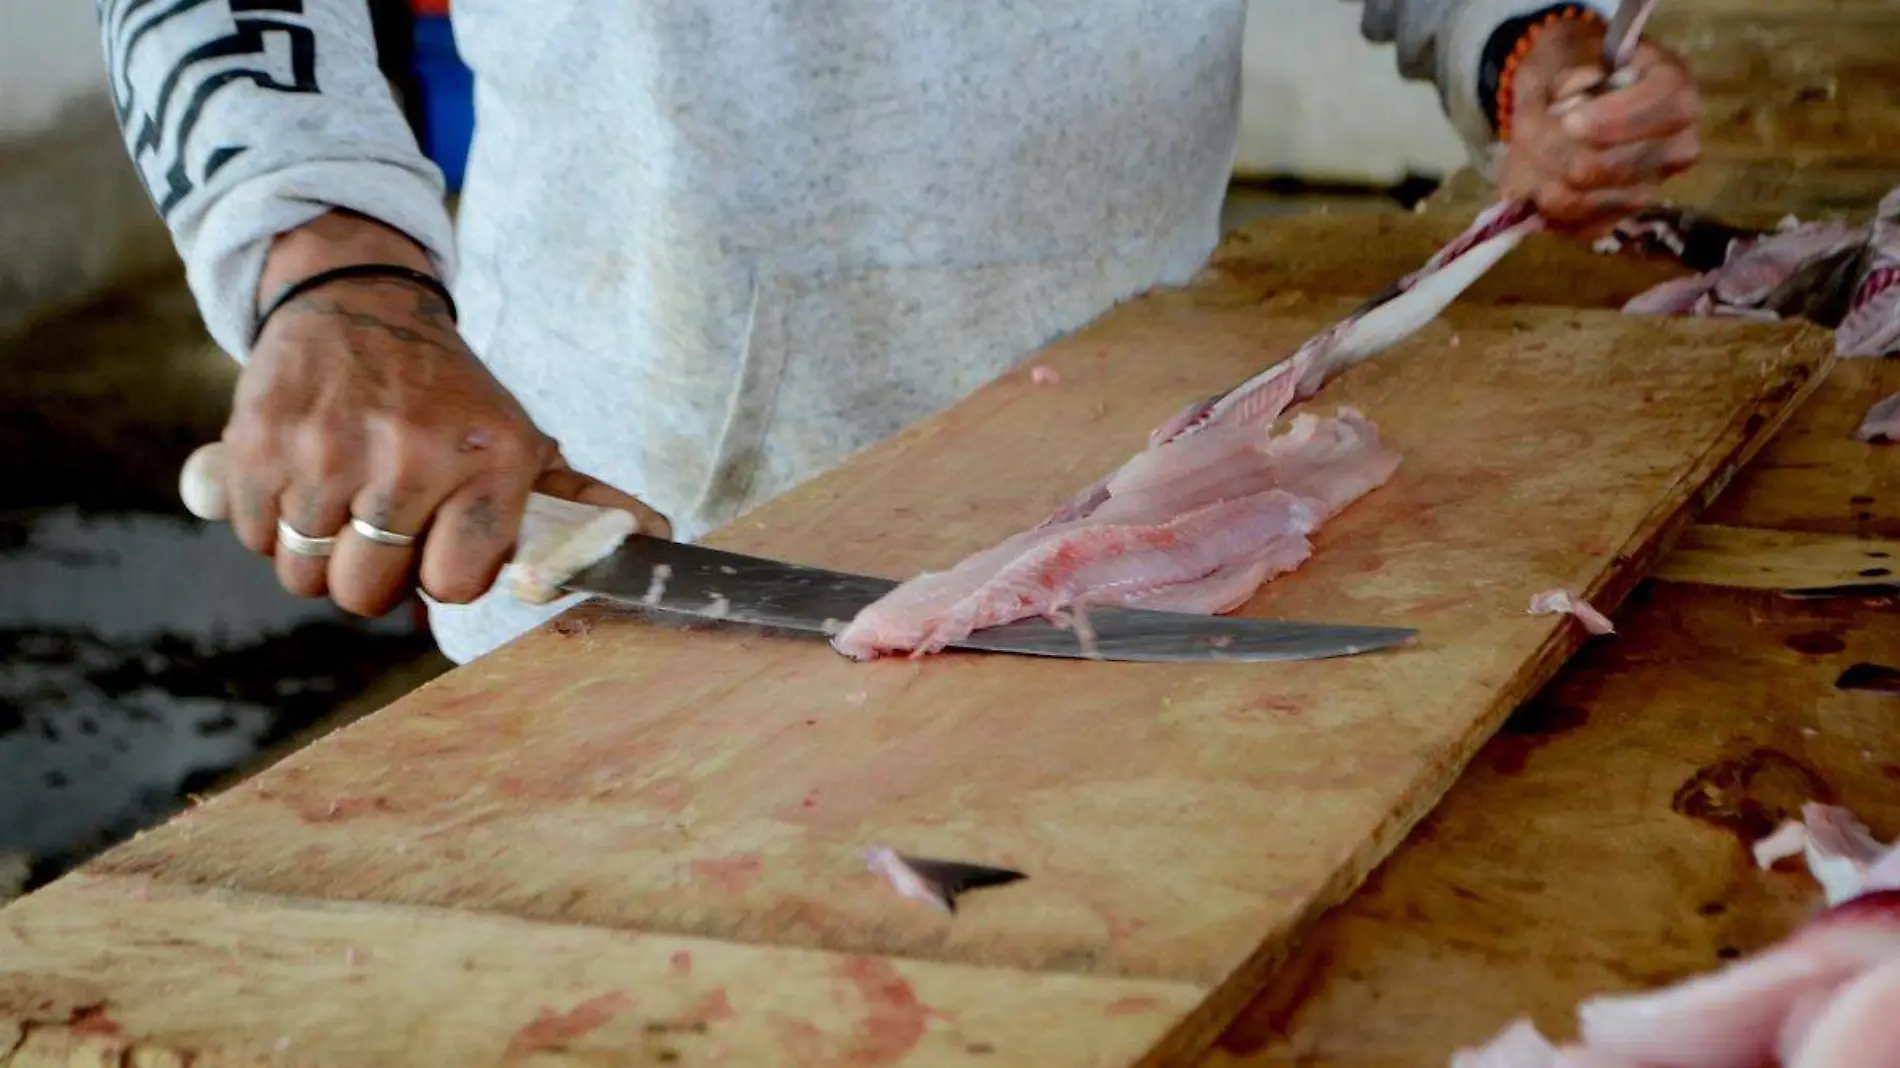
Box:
691;854;764;894
1104;995;1168;1017
669;950;693;977
837;956;932;1067
692;987;736;1023
1672;748;1834;843
66;1003;123;1038
1836;663;1900;694
504;991;631;1060
292;794;393;824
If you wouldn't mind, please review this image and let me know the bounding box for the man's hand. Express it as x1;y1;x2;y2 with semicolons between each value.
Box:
1499;18;1701;237
226;211;670;616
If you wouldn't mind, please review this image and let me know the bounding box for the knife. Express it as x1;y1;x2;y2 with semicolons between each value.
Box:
177;442;1417;663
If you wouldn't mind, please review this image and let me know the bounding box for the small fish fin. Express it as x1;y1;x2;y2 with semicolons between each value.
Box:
896;855;1028;913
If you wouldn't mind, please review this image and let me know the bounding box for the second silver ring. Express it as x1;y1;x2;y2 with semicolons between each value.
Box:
350;516;419;548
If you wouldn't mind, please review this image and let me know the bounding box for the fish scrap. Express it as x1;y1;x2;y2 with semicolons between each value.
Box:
1603;188;1900;358
1527;589;1616;636
832;201;1541;659
1601;190;1900;456
1453;803;1900;1068
862;846;1026;913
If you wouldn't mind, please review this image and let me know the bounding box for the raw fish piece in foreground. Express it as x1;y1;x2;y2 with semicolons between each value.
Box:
1453;803;1900;1068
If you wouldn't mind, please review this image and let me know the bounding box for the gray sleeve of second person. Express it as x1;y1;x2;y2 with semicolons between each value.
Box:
95;0;457;359
1354;0;1618;160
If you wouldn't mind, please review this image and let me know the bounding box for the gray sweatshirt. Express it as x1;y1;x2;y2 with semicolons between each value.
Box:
98;0;1609;663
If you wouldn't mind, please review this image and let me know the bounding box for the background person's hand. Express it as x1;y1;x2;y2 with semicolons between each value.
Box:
1498;18;1701;238
225;211;669;617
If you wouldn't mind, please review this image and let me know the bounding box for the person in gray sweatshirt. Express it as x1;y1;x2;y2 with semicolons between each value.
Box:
97;1;1699;663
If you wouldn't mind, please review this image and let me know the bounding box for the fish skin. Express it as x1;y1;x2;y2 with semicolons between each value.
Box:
1527;589;1616;636
1837;188;1900;358
1856;390;1900;444
1799;802;1891;906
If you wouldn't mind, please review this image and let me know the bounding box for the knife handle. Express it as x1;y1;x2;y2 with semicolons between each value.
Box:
178;441;637;605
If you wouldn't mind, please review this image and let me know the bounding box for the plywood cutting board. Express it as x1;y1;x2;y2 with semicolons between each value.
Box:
0;288;1831;1067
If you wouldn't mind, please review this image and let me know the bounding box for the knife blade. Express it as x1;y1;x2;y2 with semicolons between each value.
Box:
559;533;1419;664
177;442;1418;664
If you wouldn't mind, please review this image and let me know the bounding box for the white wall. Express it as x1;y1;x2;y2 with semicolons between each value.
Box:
0;0;1469;337
1236;0;1467;184
0;0;114;140
0;0;177;339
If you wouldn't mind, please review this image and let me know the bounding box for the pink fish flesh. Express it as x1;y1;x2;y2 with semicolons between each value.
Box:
832;410;1400;659
1617;214;1867;325
831;202;1546;657
1527;589;1616;635
1605;191;1900;361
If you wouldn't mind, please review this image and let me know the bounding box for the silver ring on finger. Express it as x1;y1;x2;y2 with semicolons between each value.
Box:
276;518;338;557
349;516;419;548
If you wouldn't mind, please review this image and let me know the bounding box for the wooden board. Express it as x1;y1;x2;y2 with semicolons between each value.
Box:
1655;524;1900;590
0;290;1829;1066
1206;212;1900;537
0;874;1198;1068
1200;579;1900;1067
1705;358;1900;538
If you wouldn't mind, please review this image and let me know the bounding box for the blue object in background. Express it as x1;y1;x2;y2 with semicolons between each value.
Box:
411;15;475;192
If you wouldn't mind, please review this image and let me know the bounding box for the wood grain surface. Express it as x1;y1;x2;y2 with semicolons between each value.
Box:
0;280;1829;1066
1655;524;1900;590
0;874;1198;1068
1201;579;1900;1067
1650;8;1900;159
1706;358;1900;538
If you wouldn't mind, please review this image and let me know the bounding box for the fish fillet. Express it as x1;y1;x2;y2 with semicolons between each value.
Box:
836;201;1540;658
834;405;1400;659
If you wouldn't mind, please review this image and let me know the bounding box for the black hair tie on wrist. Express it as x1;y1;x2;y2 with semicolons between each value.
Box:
251;263;458;346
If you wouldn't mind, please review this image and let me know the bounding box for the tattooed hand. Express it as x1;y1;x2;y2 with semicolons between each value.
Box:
224;211;670;616
1500;17;1700;238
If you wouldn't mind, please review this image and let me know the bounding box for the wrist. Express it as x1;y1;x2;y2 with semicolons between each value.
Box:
256;210;438;313
1479;4;1608;142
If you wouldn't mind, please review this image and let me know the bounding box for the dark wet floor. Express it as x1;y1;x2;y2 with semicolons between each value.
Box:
0;266;449;899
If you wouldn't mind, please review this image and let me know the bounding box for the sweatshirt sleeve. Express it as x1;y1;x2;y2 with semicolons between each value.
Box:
96;0;458;360
1353;0;1619;170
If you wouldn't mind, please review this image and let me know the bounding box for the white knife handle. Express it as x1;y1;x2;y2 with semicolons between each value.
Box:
178;441;637;605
